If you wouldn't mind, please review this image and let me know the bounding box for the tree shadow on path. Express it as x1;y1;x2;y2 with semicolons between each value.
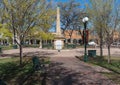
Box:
45;62;85;85
44;59;116;85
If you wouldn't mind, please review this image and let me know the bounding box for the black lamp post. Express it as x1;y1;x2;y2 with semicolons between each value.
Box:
82;17;89;62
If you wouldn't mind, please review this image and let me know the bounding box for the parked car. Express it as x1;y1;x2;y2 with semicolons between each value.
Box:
88;41;97;46
111;42;120;47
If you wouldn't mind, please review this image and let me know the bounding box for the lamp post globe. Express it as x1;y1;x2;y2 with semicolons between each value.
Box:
82;17;89;22
82;17;89;62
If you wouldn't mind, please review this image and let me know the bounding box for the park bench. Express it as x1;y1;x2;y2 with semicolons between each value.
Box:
32;56;50;72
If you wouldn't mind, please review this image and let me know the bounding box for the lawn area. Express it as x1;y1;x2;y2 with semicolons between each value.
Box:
0;45;13;51
0;57;50;85
88;56;120;84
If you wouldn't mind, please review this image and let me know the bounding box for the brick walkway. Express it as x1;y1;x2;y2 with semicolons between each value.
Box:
46;57;116;85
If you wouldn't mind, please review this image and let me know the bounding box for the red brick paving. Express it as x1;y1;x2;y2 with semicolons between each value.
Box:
49;57;116;85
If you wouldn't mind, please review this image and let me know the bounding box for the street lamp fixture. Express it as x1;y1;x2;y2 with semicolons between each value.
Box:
82;17;89;62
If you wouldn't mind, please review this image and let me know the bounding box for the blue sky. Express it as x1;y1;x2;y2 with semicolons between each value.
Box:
53;0;120;7
54;0;89;8
49;0;120;32
54;0;89;2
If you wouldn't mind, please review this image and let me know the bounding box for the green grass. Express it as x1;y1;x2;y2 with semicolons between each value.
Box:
102;72;120;84
23;44;39;48
104;56;120;60
88;56;120;73
0;45;13;50
0;57;19;63
0;57;50;85
87;56;120;84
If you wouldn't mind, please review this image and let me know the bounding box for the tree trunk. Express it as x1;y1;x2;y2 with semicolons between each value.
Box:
100;40;103;57
19;44;23;65
107;45;111;63
13;28;16;45
100;28;103;57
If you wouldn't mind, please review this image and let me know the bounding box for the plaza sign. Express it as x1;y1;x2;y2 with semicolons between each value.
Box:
55;40;63;50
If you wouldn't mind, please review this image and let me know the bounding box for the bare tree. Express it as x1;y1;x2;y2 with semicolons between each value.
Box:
58;0;84;43
105;1;120;63
87;0;106;57
87;0;120;63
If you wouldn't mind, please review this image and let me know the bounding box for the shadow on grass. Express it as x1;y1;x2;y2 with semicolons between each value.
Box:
101;72;120;84
0;58;72;85
0;56;117;85
76;55;120;84
76;55;105;63
0;60;43;85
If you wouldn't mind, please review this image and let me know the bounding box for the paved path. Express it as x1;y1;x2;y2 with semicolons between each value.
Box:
1;47;120;57
47;57;115;85
0;48;119;85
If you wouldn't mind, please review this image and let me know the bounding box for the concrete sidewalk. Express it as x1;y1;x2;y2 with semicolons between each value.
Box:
2;47;120;57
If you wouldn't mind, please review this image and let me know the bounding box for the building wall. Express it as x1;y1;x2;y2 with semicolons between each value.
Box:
113;31;119;40
52;30;120;44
